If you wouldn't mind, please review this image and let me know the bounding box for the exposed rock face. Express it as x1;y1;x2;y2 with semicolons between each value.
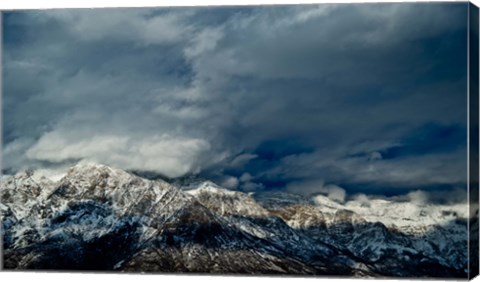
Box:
0;163;470;278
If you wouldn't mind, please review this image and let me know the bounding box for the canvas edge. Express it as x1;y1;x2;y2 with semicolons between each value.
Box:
0;10;5;272
468;1;480;280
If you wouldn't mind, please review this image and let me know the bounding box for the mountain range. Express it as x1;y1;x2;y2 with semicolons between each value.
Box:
0;162;472;278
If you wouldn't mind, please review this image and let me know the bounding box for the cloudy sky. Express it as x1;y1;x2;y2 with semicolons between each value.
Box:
2;3;470;198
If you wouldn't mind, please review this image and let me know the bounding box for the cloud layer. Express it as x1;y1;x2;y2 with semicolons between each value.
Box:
2;3;469;196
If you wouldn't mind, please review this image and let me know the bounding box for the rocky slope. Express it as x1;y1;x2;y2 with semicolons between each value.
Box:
0;163;471;277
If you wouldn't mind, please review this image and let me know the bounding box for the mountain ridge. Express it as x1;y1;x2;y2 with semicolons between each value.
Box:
1;162;471;277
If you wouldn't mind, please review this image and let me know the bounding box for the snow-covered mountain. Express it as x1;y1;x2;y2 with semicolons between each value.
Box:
0;163;471;277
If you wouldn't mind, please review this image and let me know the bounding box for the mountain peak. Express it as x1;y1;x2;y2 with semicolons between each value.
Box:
64;161;140;185
68;161;117;174
188;180;236;195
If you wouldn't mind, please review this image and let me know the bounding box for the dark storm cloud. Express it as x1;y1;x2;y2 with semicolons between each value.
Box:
2;3;469;196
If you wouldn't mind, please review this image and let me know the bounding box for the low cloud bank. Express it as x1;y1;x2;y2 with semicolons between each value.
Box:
287;180;347;203
286;178;466;206
25;132;213;178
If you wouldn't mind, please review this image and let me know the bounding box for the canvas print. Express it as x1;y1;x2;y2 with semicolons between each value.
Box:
1;2;479;279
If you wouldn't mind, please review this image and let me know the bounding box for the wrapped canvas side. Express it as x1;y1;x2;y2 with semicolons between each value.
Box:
469;2;480;280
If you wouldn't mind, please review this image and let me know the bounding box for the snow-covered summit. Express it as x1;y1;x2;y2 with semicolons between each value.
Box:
186;180;269;217
186;180;235;194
